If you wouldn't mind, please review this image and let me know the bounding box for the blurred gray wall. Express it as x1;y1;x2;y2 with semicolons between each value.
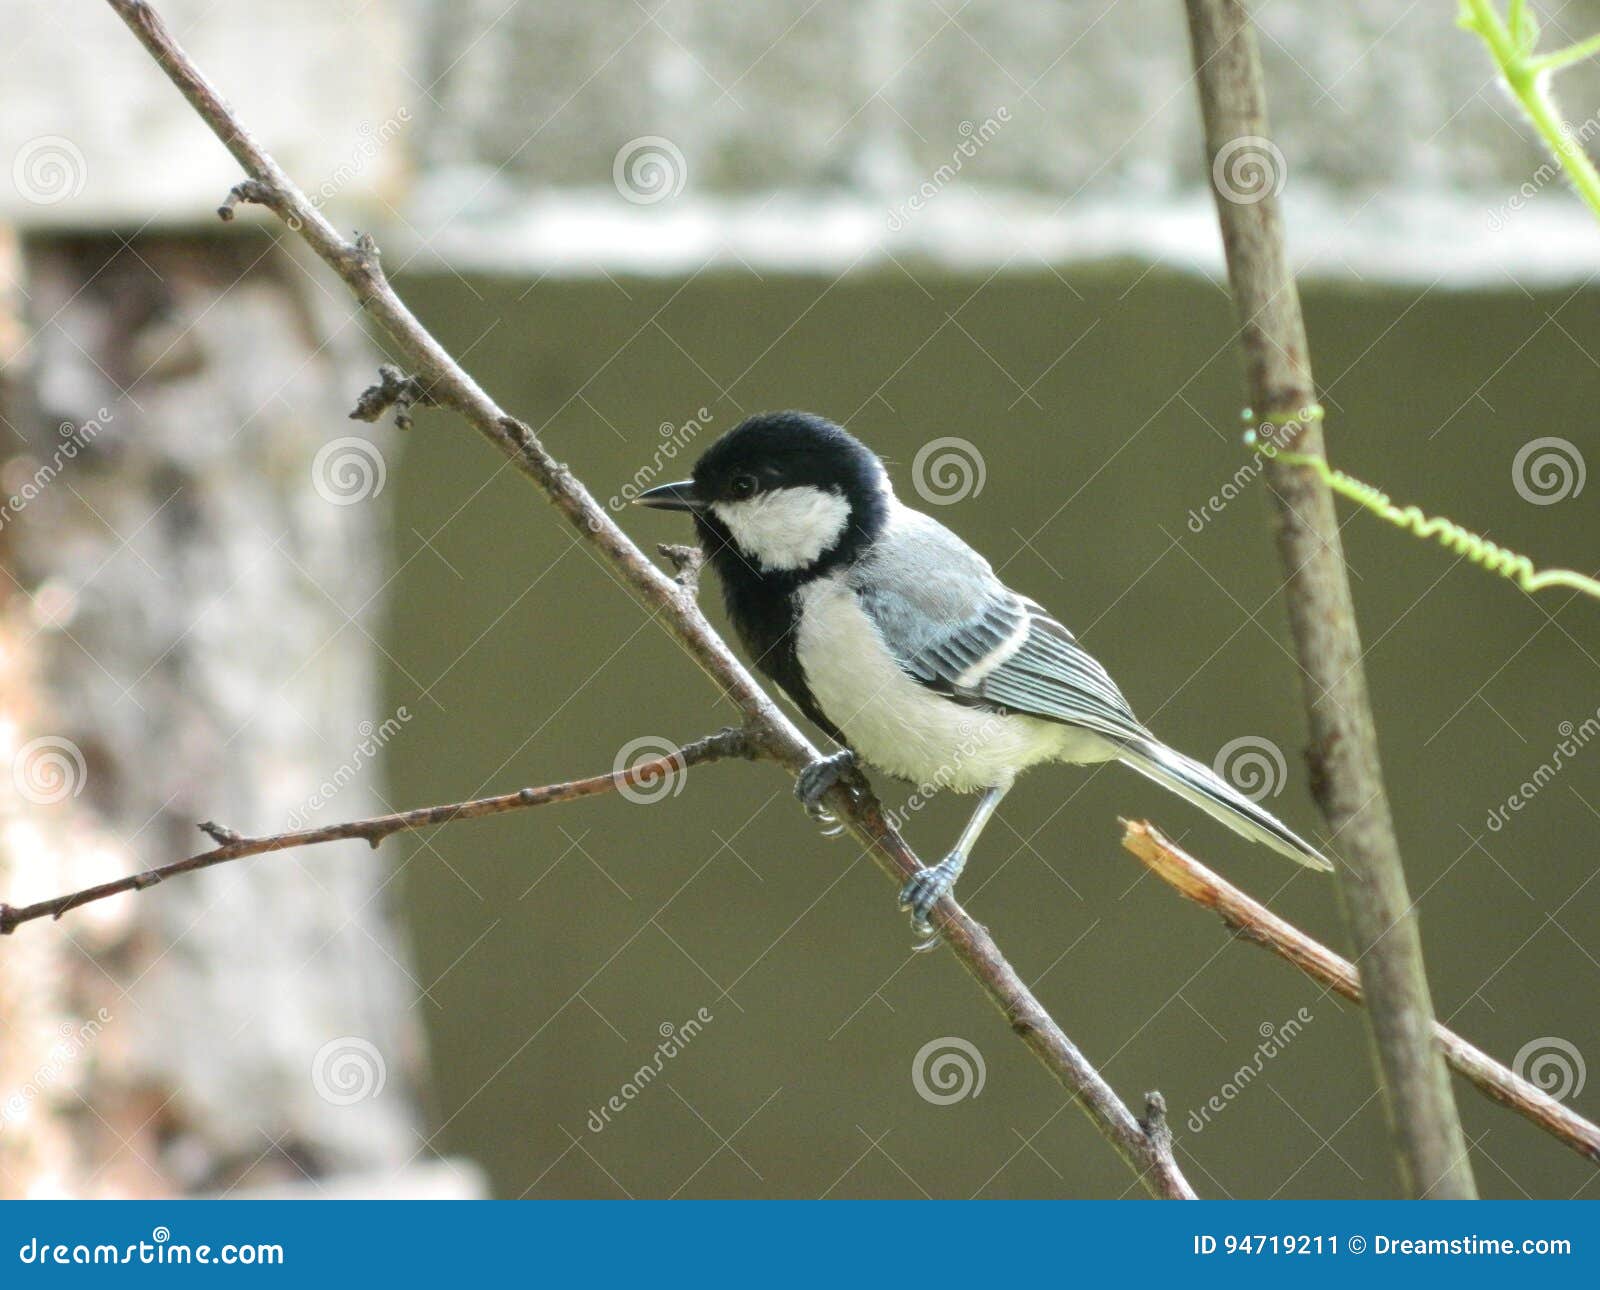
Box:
0;1;410;228
406;0;1600;282
12;3;1599;280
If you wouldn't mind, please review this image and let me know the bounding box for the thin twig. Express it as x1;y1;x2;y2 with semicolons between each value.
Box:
1183;0;1477;1198
98;0;1195;1198
1;731;756;934
348;362;438;430
1122;821;1600;1167
657;543;705;594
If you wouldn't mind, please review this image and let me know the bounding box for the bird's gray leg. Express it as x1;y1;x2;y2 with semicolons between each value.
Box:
899;783;1010;940
795;749;857;830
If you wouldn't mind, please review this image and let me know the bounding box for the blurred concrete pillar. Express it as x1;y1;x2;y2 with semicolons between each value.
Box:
0;1;466;1196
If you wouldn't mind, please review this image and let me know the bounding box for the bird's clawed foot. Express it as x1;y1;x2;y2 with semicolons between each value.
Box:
795;749;858;834
899;852;965;946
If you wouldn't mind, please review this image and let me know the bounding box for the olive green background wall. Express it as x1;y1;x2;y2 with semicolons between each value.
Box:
382;266;1597;1199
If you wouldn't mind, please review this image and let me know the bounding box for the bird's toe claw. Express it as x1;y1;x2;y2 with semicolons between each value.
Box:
805;795;846;836
897;854;962;941
795;750;856;830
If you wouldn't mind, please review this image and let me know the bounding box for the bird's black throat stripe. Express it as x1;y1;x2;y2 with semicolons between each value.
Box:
695;484;887;747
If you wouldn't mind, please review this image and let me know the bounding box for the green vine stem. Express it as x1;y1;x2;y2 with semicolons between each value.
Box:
1460;0;1600;219
1244;409;1600;603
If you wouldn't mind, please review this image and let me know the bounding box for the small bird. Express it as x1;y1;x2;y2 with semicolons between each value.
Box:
636;411;1331;938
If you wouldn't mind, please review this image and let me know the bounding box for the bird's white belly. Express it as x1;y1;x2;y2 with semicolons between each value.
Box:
794;575;1095;792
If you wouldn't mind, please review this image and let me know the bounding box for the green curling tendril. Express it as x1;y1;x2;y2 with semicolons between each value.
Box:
1241;408;1600;603
1214;8;1600;606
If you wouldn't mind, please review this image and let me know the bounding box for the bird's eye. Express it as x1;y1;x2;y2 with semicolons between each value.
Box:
729;474;758;500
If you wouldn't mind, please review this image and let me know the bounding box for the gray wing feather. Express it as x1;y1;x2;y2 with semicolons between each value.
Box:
851;508;1148;743
852;506;1331;870
980;600;1145;739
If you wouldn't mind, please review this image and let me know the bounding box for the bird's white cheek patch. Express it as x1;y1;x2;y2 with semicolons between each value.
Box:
711;486;851;571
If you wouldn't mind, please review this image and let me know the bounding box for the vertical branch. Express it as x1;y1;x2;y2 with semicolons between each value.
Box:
1180;0;1477;1198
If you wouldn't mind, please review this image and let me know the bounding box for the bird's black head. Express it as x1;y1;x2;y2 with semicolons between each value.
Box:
634;411;891;582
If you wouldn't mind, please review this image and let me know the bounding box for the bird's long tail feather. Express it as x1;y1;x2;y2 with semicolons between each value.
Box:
1117;739;1333;871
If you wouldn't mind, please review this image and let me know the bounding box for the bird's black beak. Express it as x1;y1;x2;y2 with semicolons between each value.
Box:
632;479;705;513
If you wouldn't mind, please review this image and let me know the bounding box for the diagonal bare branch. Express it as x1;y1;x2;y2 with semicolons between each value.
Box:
1123;820;1600;1167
